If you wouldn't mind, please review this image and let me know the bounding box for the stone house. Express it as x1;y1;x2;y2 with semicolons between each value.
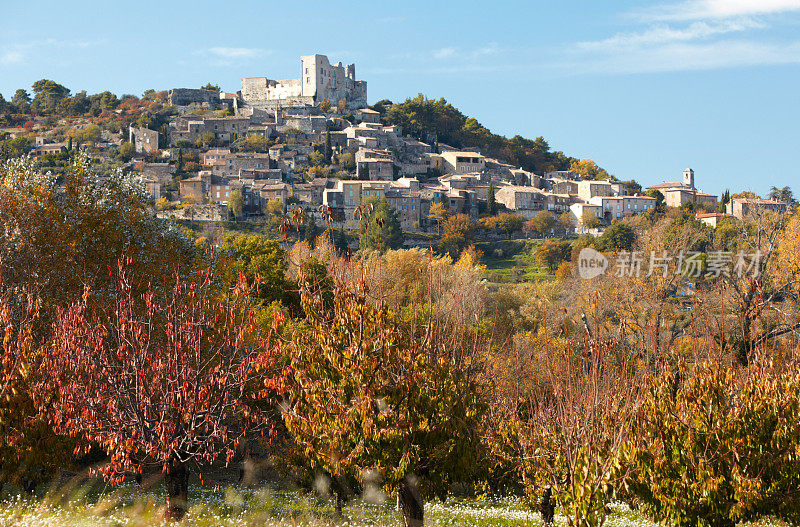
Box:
589;195;656;222
130;127;159;153
440;151;485;174
726;198;789;220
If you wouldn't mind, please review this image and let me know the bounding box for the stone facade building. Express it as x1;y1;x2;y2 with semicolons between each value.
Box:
168;88;221;107
646;168;718;208
130;126;159;153
241;54;367;109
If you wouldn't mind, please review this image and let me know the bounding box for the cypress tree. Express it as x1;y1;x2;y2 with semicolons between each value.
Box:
324;130;333;164
487;180;497;215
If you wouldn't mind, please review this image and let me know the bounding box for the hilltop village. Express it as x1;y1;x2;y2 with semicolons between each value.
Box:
0;53;789;242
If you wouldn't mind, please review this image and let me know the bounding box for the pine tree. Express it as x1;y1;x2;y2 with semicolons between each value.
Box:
176;148;183;174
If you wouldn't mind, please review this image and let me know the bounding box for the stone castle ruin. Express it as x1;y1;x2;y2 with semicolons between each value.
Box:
240;54;367;110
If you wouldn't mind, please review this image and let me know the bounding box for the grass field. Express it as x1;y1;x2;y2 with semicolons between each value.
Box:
0;482;663;527
475;239;555;283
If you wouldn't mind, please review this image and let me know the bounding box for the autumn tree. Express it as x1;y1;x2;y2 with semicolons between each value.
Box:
581;210;600;230
537;239;571;273
319;98;332;113
428;202;449;235
42;258;282;520
283;269;487;527
629;358;800;526
559;211;574;235
532;210;556;237
0;155;197;488
228;189;244;220
439;213;473;258
495;212;525;239
569;158;610;181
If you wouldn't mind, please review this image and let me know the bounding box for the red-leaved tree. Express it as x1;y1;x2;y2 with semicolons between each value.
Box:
40;257;283;520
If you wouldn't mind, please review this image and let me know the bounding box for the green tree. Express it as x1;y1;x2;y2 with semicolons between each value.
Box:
324;129;333;164
31;79;70;114
11;89;31;113
304;214;320;247
117;142;135;161
201;83;220;91
228;189;244;220
5;136;32;157
196;132;216;148
645;189;666;211
239;134;270;153
221;234;297;309
487;180;497;215
359;199;404;252
595;222;636;251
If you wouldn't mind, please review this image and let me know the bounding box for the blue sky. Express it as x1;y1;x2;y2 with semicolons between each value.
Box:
2;0;799;195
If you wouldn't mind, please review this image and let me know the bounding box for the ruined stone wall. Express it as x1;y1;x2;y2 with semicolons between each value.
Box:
168;88;220;107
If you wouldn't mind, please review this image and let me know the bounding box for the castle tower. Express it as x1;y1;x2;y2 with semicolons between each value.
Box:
683;168;695;189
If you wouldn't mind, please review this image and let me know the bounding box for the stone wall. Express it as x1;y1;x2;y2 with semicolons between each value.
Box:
168;88;221;107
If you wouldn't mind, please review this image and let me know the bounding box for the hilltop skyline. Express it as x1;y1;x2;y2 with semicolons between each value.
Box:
2;0;799;195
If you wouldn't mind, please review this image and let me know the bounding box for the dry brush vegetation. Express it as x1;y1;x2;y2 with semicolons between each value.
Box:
1;156;800;526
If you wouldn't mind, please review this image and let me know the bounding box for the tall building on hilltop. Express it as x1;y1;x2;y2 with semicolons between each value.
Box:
241;54;367;109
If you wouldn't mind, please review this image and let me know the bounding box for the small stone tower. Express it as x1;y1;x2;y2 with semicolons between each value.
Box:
683;168;695;189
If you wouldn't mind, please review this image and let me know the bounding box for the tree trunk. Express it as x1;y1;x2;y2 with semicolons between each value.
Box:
540;486;555;526
164;458;189;521
334;489;343;517
399;476;424;527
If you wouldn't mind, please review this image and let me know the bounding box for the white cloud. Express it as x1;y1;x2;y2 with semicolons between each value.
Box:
0;49;24;65
208;47;267;59
639;0;800;21
433;47;457;59
567;39;800;74
0;39;102;67
432;43;500;60
577;19;762;51
562;0;800;74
